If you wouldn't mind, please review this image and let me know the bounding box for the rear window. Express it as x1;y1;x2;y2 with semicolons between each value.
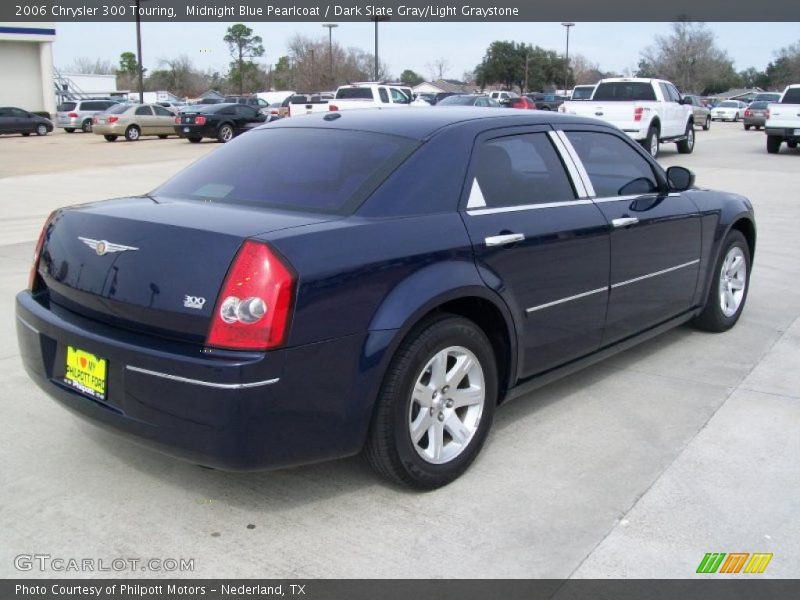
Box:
571;87;594;100
593;82;657;101
749;101;769;109
58;102;77;112
106;103;131;114
336;88;373;100
719;101;739;107
154;129;419;215
782;88;800;104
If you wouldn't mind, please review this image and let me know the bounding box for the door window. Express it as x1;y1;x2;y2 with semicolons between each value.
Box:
390;88;408;104
9;108;29;118
135;106;153;116
565;131;659;197
152;105;173;117
378;88;390;103
472;133;576;208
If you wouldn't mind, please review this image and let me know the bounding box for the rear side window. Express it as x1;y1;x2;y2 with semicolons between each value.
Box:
153;105;173;116
106;103;131;115
782;88;800;104
154;129;419;215
473;133;576;208
58;102;77;112
135;106;153;116
593;82;657;102
565;131;658;197
336;88;373;100
378;88;390;103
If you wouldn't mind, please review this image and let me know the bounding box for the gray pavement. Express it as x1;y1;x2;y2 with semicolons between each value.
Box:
0;122;797;579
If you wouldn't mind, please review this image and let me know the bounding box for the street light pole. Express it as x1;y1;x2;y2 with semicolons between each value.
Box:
135;0;144;103
561;22;575;96
322;23;338;85
370;16;389;81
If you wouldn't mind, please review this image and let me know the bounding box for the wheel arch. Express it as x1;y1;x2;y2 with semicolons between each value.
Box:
730;216;756;262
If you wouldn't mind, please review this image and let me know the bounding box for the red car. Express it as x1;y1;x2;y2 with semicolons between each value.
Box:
507;96;537;110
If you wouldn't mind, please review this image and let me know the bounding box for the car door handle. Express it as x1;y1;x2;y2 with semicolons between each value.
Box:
485;233;525;247
612;217;639;228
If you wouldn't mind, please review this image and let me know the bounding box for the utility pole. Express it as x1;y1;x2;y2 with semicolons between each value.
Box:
322;23;338;85
135;0;144;103
561;22;575;95
370;15;389;81
524;53;529;93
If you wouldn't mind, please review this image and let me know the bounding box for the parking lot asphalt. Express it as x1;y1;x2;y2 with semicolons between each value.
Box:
1;122;798;579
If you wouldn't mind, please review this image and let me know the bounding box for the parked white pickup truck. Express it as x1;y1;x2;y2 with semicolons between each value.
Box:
765;84;800;154
328;83;415;112
559;77;695;157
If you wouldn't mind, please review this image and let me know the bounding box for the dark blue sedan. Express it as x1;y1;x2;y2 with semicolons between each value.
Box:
16;109;755;488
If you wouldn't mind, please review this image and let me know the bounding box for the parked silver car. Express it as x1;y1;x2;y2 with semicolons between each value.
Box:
56;99;119;133
682;95;712;130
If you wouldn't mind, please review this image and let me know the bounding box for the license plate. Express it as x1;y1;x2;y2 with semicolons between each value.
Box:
64;346;107;401
184;127;190;132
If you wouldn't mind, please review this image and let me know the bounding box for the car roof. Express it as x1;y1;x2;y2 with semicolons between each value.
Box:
266;108;603;140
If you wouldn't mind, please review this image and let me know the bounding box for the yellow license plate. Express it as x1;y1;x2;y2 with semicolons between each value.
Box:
64;346;107;400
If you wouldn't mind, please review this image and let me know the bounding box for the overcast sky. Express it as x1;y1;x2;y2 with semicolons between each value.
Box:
54;21;799;80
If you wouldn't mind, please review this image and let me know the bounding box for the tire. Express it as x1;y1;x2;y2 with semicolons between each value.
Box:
677;122;695;154
744;124;751;131
187;136;202;143
788;142;798;149
21;133;30;137
35;124;48;136
364;315;498;489
158;135;168;139
64;128;75;133
766;136;782;154
702;116;710;131
693;230;751;333
104;135;118;142
733;113;739;122
125;125;140;141
217;124;235;143
81;120;92;133
642;126;660;158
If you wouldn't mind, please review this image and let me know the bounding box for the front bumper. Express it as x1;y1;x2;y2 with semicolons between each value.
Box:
16;291;368;470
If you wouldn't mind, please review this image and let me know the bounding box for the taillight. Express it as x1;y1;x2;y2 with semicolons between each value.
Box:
634;107;644;122
206;241;295;351
67;112;78;118
329;104;339;112
107;116;118;123
744;110;752;117
174;116;181;124
29;211;56;291
195;115;206;125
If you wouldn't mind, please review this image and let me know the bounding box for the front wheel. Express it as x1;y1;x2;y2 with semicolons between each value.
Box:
158;134;168;139
64;128;75;133
104;135;118;142
365;315;497;489
766;136;782;154
788;141;798;149
187;136;202;143
81;120;92;133
702;116;711;131
693;230;751;332
125;125;140;141
36;124;48;136
744;124;751;131
642;126;659;158
733;113;740;122
677;123;695;154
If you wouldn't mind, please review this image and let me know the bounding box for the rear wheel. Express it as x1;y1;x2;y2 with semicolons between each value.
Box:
365;315;497;489
702;116;711;131
217;124;234;143
693;230;750;332
64;128;75;133
643;126;659;158
733;113;739;122
677;123;695;154
36;124;48;136
124;125;140;141
103;135;118;142
81;120;92;133
21;133;30;137
187;136;202;143
158;134;168;139
744;124;751;131
789;141;798;149
767;136;782;154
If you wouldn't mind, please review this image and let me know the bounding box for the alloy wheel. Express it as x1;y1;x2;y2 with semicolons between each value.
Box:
718;246;747;317
408;346;485;465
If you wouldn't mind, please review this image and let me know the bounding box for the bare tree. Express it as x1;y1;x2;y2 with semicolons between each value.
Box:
287;34;388;91
64;57;115;75
427;57;450;81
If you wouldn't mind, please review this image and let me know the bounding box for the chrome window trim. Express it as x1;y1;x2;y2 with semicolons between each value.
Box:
126;365;279;389
555;130;596;197
526;287;608;314
611;259;700;289
547;131;588;198
592;192;681;204
467;199;595;216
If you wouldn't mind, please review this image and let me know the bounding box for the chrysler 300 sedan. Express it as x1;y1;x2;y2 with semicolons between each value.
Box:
17;109;755;489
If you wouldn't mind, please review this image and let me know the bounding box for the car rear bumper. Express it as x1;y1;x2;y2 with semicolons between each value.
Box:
92;123;124;135
56;119;80;129
744;116;767;126
174;124;210;138
765;127;800;141
16;291;370;471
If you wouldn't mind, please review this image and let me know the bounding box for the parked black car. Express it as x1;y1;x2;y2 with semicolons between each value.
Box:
526;93;568;111
175;103;267;143
0;107;53;136
223;95;270;111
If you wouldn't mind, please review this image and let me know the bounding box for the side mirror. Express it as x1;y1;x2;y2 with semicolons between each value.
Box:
666;166;695;192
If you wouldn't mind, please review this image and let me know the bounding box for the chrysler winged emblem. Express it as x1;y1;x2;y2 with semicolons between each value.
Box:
78;237;139;256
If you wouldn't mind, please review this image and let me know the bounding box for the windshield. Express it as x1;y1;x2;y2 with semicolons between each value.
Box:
719;101;739;107
154;128;419;215
592;82;657;101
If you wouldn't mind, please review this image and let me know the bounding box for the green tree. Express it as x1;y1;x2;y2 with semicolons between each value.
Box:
224;23;265;94
118;52;139;77
400;69;423;86
273;56;293;90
